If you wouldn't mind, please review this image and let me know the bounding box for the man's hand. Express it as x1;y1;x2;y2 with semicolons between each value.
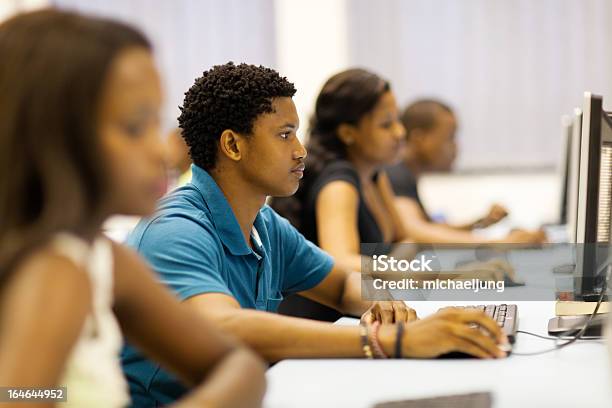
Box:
361;301;418;324
473;203;508;229
376;308;510;359
400;308;509;358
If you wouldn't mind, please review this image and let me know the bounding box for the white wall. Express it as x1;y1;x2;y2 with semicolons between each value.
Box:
274;0;349;140
0;0;48;22
8;1;612;172
347;0;612;170
54;0;277;130
419;171;561;229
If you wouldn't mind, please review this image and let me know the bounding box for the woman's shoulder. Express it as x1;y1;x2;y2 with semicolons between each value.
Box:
313;159;360;188
1;239;92;320
318;159;357;174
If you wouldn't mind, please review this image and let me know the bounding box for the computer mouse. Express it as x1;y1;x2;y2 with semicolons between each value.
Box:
438;344;513;359
504;275;525;287
437;351;477;359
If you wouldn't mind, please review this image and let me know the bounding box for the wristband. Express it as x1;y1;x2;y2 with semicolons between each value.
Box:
370;321;388;359
395;321;405;358
359;321;373;359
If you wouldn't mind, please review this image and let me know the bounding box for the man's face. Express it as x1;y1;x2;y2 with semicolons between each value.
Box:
416;110;458;172
237;97;306;197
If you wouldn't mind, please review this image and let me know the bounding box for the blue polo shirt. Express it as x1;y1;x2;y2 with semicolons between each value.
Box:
121;164;334;407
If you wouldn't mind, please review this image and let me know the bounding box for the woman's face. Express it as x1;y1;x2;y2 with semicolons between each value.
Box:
349;91;406;166
97;47;166;216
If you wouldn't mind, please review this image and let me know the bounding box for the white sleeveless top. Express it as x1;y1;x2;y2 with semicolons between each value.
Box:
52;233;130;408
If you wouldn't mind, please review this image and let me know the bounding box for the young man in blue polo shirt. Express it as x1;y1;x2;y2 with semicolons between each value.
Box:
121;62;509;407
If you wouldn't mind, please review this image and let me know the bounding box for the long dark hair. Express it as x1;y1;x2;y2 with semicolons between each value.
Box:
0;9;150;280
271;68;390;230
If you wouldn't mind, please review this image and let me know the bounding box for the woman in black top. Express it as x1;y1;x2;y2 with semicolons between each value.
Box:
272;69;410;320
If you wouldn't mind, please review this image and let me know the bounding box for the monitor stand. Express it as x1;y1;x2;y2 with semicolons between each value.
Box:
548;313;607;338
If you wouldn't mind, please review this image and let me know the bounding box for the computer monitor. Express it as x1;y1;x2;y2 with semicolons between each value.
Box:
558;115;572;225
575;92;612;300
566;108;583;243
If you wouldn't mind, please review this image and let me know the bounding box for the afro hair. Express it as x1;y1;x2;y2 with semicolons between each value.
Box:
178;62;297;170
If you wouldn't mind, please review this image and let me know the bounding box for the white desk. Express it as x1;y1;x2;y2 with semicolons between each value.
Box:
264;301;612;408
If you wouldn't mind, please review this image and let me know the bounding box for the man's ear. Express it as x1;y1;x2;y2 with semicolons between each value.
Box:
337;123;358;146
219;129;246;162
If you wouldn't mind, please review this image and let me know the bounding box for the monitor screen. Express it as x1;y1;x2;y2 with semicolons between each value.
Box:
575;92;612;299
567;108;582;243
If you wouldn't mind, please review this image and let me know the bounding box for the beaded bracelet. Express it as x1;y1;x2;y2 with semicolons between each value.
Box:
359;321;374;359
370;321;388;359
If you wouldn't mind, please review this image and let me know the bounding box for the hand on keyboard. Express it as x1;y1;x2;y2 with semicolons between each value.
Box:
388;308;510;359
442;304;519;344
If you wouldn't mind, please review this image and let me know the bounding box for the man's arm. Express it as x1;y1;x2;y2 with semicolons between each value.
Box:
184;294;509;362
396;197;546;244
112;243;266;408
453;203;509;230
395;196;487;244
298;264;416;322
185;293;365;362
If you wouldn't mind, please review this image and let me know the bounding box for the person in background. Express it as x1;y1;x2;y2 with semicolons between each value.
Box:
385;99;546;244
166;127;193;188
0;10;266;408
271;70;516;321
121;62;510;407
272;69;411;272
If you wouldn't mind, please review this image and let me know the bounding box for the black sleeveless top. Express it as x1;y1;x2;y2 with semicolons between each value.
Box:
301;160;385;246
277;160;390;322
385;162;431;221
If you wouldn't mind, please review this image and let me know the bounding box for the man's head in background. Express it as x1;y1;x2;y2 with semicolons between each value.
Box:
166;127;191;175
401;99;457;172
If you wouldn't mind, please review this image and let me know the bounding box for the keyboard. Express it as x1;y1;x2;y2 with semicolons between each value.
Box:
447;304;519;344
